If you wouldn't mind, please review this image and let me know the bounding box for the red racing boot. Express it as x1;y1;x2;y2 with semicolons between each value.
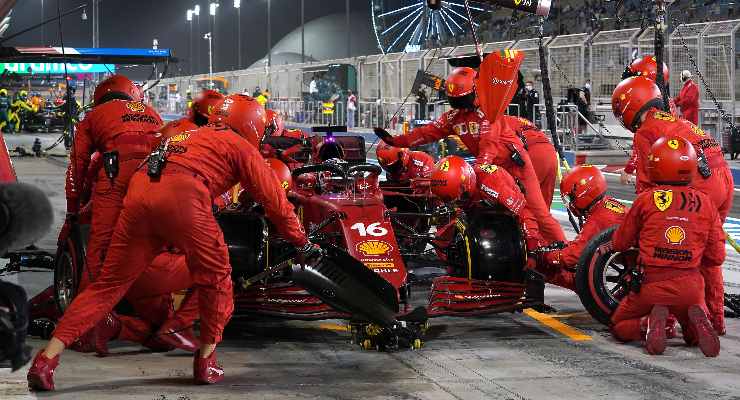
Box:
193;350;224;384
687;305;720;357
27;351;59;391
645;305;668;355
152;319;199;352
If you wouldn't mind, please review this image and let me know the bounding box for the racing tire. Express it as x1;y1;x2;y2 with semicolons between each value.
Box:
53;235;84;314
575;226;635;326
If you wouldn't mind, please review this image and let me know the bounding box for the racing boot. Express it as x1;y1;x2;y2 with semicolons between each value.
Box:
687;305;720;357
645;305;668;355
193;350;224;384
152;319;199;352
27;351;59;391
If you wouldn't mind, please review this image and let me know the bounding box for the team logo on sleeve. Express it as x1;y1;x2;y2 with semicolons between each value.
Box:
439;159;450;172
665;226;686;245
653;190;673;211
603;199;625;214
478;163;498;174
126;101;146;113
667;139;680;150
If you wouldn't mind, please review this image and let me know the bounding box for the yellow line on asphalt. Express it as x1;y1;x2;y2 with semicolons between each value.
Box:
524;309;592;341
318;323;349;332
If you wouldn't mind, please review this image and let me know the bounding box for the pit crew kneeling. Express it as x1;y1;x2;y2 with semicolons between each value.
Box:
538;165;627;290
609;136;723;357
27;94;321;391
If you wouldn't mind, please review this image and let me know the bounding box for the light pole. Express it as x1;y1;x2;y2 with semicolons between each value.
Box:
204;32;213;87
209;2;218;73
301;0;304;63
41;0;45;45
187;10;193;75
153;38;159;80
267;0;271;68
194;4;201;74
234;0;241;70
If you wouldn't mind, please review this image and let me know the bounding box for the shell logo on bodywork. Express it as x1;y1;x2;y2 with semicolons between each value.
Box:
665;225;686;245
357;240;392;256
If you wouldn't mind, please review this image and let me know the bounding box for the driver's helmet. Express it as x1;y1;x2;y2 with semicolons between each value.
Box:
317;137;345;162
560;165;607;217
430;155;476;202
19;90;28;100
265;157;292;191
376;142;409;175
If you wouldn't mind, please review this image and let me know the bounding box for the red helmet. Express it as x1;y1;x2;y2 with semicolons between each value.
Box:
191;89;225;121
648;136;696;185
611;76;663;132
430;156;476;202
209;94;267;147
265;109;285;137
560;165;607;216
265;158;292;191
93;74;140;105
375;142;409;172
627;55;670;83
446;67;476;98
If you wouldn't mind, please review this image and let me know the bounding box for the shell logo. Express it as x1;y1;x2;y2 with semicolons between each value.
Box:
169;133;190;143
357;240;392;256
126;101;146;112
665;225;686;245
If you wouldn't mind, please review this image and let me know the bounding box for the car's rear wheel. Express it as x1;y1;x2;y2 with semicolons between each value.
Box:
575;226;637;325
54;236;84;313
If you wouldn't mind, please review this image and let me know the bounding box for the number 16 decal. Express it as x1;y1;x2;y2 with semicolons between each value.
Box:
350;222;388;237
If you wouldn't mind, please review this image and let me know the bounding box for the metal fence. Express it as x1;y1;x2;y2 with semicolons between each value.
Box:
151;21;740;134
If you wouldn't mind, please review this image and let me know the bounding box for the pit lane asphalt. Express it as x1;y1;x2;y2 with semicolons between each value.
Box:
2;157;740;400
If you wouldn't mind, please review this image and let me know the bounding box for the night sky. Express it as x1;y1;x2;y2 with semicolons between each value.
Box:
3;0;372;79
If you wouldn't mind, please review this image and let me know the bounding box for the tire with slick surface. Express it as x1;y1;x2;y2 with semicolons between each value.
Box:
575;226;621;326
53;236;84;313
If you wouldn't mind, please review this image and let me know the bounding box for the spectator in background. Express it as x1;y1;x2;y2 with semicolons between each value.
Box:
256;89;270;107
675;70;699;125
346;90;357;128
309;75;318;100
253;86;262;98
524;80;539;122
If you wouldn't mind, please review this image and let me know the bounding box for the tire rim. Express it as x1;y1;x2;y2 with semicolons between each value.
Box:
600;249;637;304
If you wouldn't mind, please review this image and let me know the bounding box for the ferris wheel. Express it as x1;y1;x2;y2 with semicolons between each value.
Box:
371;0;491;54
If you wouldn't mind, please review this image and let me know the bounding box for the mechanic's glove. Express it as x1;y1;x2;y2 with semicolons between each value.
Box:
295;242;325;267
373;127;395;145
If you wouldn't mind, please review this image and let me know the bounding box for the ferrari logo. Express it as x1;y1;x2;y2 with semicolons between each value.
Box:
281;181;289;190
665;226;686;245
126;101;146;112
603;199;625;214
447;83;455;94
653;111;676;122
468;122;479;135
479;163;498;174
514;0;522;5
440;159;450;172
653;190;673;211
207;105;214;115
667;139;680;150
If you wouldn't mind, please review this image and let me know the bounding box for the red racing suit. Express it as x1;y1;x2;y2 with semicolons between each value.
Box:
502;116;558;208
610;185;726;341
66;99;162;290
631;108;733;222
386;150;435;182
53;124;308;347
675;80;700;125
390;109;564;243
542;197;628;290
